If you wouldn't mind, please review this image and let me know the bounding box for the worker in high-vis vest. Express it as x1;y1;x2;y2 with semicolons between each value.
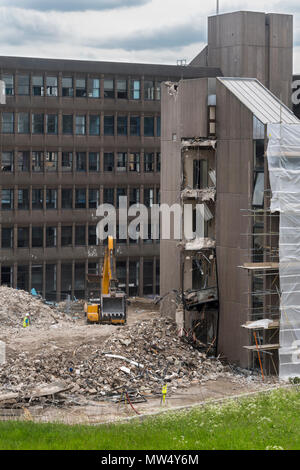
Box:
23;313;30;328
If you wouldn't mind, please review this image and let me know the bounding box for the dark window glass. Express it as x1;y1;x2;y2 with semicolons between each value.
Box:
104;79;114;98
144;116;154;137
46;189;57;209
62;152;73;171
75;189;86;209
128;153;140;172
1;152;13;172
46;114;58;134
2;112;14;133
104;115;114;136
63;114;73;134
103;188;114;205
32;113;44;134
117;152;127;172
3;74;14;96
18;228;29;248
89;115;100;135
46;76;58;96
75;226;86;246
157;152;161;172
89;152;99;171
89;189;99;208
76;115;86;135
32;189;44;210
88;225;97;245
18;189;29;210
144;80;154;100
2;227;13;249
117;79;127;99
61;226;73;246
130;116;140;136
32;151;43;172
32;76;44;96
117;116;127;136
32;227;43;248
62;77;73;97
129;188;140;206
46;227;57;247
2;189;14;210
18;113;29;133
18;75;29;95
157;116;161;137
17;151;30;171
104;153;114;172
76;79;86;97
76;152;86;172
144;152;154;172
62;189;73;209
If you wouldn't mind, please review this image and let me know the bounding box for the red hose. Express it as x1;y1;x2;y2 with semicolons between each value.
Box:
126;392;140;415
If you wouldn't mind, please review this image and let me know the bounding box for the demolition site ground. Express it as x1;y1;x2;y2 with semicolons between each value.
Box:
0;287;277;425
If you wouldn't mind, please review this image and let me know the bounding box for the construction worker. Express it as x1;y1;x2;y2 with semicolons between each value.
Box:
23;313;31;328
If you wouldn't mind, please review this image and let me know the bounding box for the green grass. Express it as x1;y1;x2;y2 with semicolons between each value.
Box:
0;388;299;450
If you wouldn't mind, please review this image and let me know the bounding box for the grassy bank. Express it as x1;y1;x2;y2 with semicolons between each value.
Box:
0;388;299;450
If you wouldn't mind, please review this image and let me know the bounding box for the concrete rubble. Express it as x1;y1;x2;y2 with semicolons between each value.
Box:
0;317;242;407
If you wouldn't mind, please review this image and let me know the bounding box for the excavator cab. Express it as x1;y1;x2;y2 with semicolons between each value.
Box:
85;236;127;324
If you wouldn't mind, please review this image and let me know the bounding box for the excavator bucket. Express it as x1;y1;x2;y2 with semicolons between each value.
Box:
101;294;126;323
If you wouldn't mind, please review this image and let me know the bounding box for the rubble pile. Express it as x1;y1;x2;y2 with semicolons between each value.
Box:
0;286;67;328
0;317;229;403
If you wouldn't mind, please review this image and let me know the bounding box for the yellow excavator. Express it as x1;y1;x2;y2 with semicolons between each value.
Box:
84;236;127;324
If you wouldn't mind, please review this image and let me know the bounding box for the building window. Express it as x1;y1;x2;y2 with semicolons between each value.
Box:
128;152;140;172
46;76;58;96
156;116;161;137
130;80;140;100
129;188;140;206
89;152;99;171
104;79;114;98
17;151;30;171
156;82;161;100
144;80;154;100
103;188;114;205
18;228;29;248
18;113;30;134
32;189;44;210
88;225;97;245
75;189;86;209
76;152;86;171
2;189;14;210
117;79;127;99
61;226;73;246
104;115;114;136
75;226;86;246
3;74;14;96
144;152;154;172
193;159;208;189
2;112;14;133
62;77;73;97
89;115;100;135
2;227;13;249
252;173;264;207
76;115;86;135
130;116;140;136
117;152;127;172
88;78;100;98
1;151;13;172
18;189;29;210
89;189;99;208
17;75;29;95
144;117;154;137
62;152;73;171
32;151;44;172
144;188;154;208
46;189;57;209
76;78;86;97
117;116;127;136
104;153;114;172
46;114;58;134
32;76;44;96
63;114;73;134
32;113;44;134
32;227;43;248
157;152;161;172
46;227;57;247
45;152;58;172
62;189;73;209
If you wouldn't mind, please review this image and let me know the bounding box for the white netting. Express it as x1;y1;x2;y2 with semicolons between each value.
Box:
267;123;300;380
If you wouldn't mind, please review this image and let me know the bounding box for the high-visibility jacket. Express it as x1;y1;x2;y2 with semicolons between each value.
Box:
23;317;30;328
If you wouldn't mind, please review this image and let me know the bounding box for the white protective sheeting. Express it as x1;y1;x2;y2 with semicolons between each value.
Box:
267;123;300;380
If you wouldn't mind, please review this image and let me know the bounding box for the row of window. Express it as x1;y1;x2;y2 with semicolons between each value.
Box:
0;113;161;137
1;224;159;249
1;187;158;210
1;74;161;100
1;150;161;173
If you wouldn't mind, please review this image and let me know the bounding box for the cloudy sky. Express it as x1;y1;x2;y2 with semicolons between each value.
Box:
0;0;300;71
